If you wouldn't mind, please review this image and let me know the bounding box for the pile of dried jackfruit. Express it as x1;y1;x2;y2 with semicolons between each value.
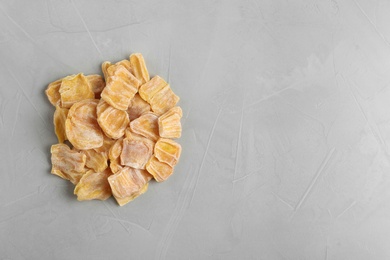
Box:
45;53;182;206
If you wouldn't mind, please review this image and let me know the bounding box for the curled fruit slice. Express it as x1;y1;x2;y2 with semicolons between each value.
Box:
154;138;181;167
145;155;173;182
65;99;103;150
150;84;179;115
101;65;140;110
74;168;112;201
129;112;159;141
53;105;69;143
86;74;105;99
59;73;94;108
158;106;182;139
120;131;154;169
108;138;123;173
127;94;151;121
138;76;167;103
45;79;62;106
130;53;149;84
82;149;108;173
51;143;87;184
108;167;152;206
97;99;129;139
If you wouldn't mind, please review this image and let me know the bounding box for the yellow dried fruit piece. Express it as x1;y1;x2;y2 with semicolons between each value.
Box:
108;138;123;173
101;65;140;110
127;94;151;121
82;149;108;172
150;85;180;115
97;99;129;139
86;74;105;99
108;167;152;206
53;105;69;143
102;61;112;80
129;112;159;141
154;138;182;167
114;60;133;75
45;79;62;106
74;168;112;201
145;155;173;182
50;143;87;184
93;134;115;156
158;106;182;139
65;99;103;150
59;73;94;108
130;53;149;84
120;132;154;169
110;158;123;174
138;76;167;103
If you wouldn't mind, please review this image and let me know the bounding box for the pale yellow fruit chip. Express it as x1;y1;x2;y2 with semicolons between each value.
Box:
127;94;151;121
53;105;69;143
93;134;116;156
82;149;108;173
154;138;181;167
97;99;129;139
86;74;105;99
158;106;182;139
74;168;112;201
130;53;149;84
138;76;167;103
129;112;159;141
59;73;94;108
65;99;104;150
50;143;87;184
145;155;174;182
101;65;140;110
120;131;154;169
102;61;112;80
150;85;179;115
108;167;152;206
45;79;62;106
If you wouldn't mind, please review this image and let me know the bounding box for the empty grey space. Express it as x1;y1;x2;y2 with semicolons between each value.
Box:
1;0;390;259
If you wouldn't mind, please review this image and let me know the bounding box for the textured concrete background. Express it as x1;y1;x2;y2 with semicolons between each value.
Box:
1;0;390;259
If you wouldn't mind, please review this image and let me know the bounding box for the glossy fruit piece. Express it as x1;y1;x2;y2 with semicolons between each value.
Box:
74;168;112;201
158;106;182;139
129;112;159;141
130;53;149;84
154;138;181;167
59;73;94;108
145;155;173;182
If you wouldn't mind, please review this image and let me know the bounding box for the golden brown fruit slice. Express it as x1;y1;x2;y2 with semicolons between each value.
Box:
53;105;69;143
145;155;173;182
108;167;152;206
129;112;159;141
65;99;104;150
138;76;167;103
50;143;87;184
154;138;182;167
86;74;105;99
93;134;115;156
45;79;62;106
101;65;140;110
158;106;182;139
127;94;151;121
114;60;133;75
74;168;112;201
108;138;123;173
102;61;112;80
82;149;108;172
59;73;94;108
150;85;180;115
97;99;129;139
120;132;154;169
130;53;149;84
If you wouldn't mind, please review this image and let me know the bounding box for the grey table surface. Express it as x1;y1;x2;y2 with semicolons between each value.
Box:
1;0;390;259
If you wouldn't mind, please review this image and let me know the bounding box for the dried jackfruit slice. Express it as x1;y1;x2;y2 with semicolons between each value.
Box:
50;143;87;184
154;138;182;167
53;105;69;143
102;61;112;80
45;79;62;106
108;167;152;206
108;138;123;173
65;99;103;150
59;73;94;108
145;155;174;182
93;134;115;156
97;99;129;139
150;84;179;115
129;112;159;141
127;94;151;121
138;76;167;103
74;168;112;201
101;65;140;110
158;106;182;139
130;53;149;84
120;132;154;169
82;149;108;172
86;74;105;99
